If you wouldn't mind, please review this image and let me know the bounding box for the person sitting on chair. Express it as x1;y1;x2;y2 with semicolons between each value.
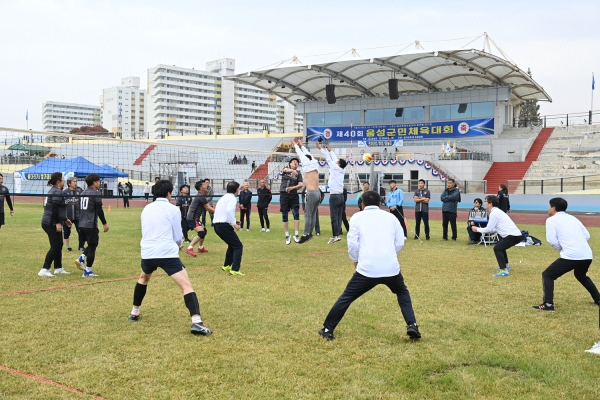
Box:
467;198;488;244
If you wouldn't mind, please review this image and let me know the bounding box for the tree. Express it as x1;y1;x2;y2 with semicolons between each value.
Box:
69;125;110;136
518;68;541;127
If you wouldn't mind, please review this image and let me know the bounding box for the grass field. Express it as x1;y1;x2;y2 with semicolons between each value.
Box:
1;203;600;399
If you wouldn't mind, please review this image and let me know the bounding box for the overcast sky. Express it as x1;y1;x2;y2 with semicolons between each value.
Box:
1;0;598;130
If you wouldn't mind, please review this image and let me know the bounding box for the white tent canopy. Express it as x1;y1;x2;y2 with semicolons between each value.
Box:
228;49;551;105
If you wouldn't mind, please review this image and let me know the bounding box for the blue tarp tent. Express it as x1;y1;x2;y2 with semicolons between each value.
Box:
101;164;128;178
18;156;127;180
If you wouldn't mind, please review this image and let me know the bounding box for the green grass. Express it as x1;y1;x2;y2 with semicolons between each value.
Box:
1;203;600;399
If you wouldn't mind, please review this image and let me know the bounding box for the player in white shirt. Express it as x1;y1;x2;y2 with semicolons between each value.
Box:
473;195;523;277
213;181;245;276
318;190;421;341
128;180;212;335
532;197;600;311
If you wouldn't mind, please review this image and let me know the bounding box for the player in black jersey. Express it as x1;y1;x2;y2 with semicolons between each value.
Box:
0;173;14;231
75;174;109;277
175;184;193;242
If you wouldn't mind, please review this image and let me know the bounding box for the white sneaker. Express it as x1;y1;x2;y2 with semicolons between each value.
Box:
293;235;300;243
316;233;320;236
54;268;71;275
261;228;266;232
585;341;600;354
246;228;250;231
285;235;291;245
327;237;335;244
38;269;54;277
266;229;270;232
328;236;341;244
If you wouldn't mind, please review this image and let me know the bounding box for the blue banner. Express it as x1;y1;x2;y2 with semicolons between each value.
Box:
307;118;494;147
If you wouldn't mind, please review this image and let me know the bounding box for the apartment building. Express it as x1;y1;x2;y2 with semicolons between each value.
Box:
101;77;147;139
42;101;101;133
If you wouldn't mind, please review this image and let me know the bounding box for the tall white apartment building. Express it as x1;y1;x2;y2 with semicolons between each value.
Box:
147;62;223;136
147;58;301;136
42;101;101;133
277;99;304;132
101;77;147;139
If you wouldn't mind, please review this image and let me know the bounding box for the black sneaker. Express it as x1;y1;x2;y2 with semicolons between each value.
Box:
298;234;313;244
191;322;213;335
407;323;421;339
440;238;448;241
318;328;334;341
451;238;457;242
532;303;555;312
426;237;430;240
128;313;140;322
413;236;419;240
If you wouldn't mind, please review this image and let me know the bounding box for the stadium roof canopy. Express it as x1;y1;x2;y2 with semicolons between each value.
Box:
228;49;551;105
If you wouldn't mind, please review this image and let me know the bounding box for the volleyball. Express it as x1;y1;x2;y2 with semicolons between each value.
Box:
363;153;373;162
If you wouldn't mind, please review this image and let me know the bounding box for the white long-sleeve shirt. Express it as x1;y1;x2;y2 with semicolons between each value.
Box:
320;148;345;193
347;205;404;278
140;198;183;259
294;144;320;173
213;193;237;225
477;207;522;237
546;211;593;260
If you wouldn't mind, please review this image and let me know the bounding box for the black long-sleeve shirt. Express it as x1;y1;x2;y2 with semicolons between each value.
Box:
41;186;67;225
0;184;13;213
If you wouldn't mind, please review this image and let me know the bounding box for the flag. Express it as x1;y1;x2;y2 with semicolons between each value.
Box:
26;110;28;121
593;73;595;91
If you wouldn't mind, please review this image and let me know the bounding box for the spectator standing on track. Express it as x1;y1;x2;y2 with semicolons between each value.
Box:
143;182;151;203
63;177;84;251
128;179;212;336
76;173;110;277
413;179;430;240
440;178;460;241
238;182;252;231
123;183;131;208
318;190;421;341
0;173;15;231
498;184;511;213
151;177;160;202
387;180;408;239
472;195;523;277
39;172;72;277
532;197;600;311
256;179;272;232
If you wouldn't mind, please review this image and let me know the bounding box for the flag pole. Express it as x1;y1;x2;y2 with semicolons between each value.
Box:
592;73;595;113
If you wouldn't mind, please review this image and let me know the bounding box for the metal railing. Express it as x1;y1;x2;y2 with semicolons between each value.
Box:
514;110;600;128
507;174;600;194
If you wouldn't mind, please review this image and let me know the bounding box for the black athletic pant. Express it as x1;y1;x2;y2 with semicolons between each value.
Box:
42;223;63;270
542;258;600;304
80;227;100;268
323;271;417;332
493;234;523;270
342;204;349;233
415;211;430;239
213;223;243;272
240;208;250;229
390;207;408;238
123;196;129;208
442;211;457;240
258;207;270;229
181;219;190;241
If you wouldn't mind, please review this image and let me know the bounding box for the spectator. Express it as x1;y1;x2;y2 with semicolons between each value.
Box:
498;184;510;213
467;198;488;244
358;182;370;211
413;179;430;240
251;161;256;172
151;177;160;202
440;178;460;241
123;183;131;208
143;182;151;203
